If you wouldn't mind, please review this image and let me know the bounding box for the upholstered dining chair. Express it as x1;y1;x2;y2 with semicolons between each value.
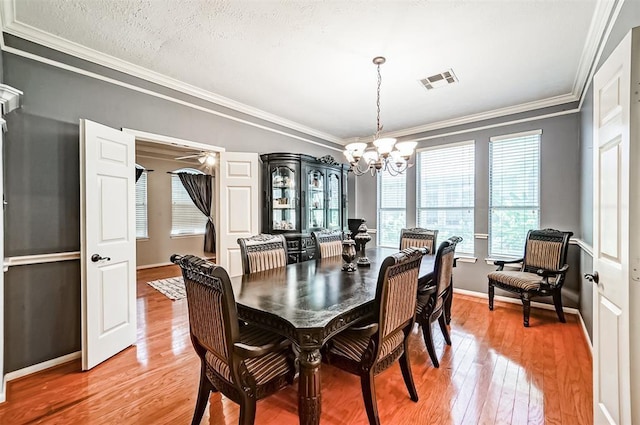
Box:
322;248;425;425
171;254;296;425
311;229;343;258
237;234;288;274
488;228;573;327
415;237;461;368
399;228;438;254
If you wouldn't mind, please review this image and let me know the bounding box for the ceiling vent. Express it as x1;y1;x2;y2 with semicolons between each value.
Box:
420;69;458;90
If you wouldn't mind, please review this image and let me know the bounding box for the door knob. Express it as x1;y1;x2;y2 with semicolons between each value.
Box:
584;271;599;284
91;254;111;262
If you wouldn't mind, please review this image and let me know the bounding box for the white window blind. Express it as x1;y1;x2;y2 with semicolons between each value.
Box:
417;141;475;254
171;168;208;236
135;170;148;239
377;169;406;247
489;131;540;257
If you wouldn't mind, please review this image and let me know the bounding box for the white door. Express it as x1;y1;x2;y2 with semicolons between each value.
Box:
217;152;259;277
80;119;137;370
591;29;638;425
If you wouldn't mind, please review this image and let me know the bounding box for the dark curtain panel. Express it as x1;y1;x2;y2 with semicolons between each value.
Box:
177;173;215;253
135;167;144;183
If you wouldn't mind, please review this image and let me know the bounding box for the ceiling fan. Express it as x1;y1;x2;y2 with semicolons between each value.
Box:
174;151;217;167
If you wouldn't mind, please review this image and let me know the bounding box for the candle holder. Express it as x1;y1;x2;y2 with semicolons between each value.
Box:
341;239;357;272
355;221;371;267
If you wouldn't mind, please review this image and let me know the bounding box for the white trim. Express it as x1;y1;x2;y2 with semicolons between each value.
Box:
416;139;474;153
3;251;80;271
0;8;342;145
401;108;579;144
123;128;225;153
385;94;576;139
366;228;377;234
0;45;343;153
571;237;594;257
1;350;81;402
455;256;477;263
453;287;580;315
136;261;175;270
489;129;543;142
577;309;593;354
474;233;489;239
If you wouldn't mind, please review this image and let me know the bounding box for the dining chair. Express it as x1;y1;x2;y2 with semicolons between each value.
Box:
237;233;288;274
399;227;438;254
415;236;461;368
488;228;573;327
171;254;296;425
311;229;343;258
322;248;425;425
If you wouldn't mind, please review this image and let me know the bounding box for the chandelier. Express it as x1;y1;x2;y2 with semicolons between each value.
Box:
343;56;417;176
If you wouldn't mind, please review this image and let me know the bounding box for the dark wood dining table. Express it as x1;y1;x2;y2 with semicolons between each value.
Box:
229;247;436;425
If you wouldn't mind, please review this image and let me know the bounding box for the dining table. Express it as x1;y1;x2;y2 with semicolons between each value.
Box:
229;246;436;425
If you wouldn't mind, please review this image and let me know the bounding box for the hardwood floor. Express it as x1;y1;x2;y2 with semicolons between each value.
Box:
0;265;592;425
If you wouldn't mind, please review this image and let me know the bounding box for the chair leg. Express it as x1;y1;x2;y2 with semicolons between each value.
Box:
445;282;453;324
239;394;257;425
191;366;214;425
488;283;495;311
438;315;451;346
360;372;380;425
522;295;531;327
552;290;566;323
399;340;419;402
421;321;439;368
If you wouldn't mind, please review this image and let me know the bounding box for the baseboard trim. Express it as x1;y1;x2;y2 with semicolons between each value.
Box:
577;309;593;355
453;287;580;315
1;351;81;403
136;261;174;270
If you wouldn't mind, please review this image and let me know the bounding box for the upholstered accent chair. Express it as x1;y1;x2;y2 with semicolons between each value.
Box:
171;254;296;425
399;228;438;254
311;229;343;258
322;248;425;425
237;234;288;274
488;229;573;327
415;237;461;368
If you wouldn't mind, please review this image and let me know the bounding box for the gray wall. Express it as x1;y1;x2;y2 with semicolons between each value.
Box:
578;0;640;342
355;111;583;306
2;38;342;372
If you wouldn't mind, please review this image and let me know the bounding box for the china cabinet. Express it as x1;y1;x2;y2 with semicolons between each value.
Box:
261;153;347;263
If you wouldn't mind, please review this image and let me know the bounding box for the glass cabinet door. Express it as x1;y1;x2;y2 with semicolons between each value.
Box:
306;169;325;229
327;172;341;229
271;166;297;231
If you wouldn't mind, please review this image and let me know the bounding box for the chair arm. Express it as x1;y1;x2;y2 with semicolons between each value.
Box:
417;284;437;296
536;264;569;277
494;258;524;271
233;338;291;359
342;323;379;338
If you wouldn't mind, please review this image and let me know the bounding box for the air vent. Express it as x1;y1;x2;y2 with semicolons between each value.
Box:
420;69;458;90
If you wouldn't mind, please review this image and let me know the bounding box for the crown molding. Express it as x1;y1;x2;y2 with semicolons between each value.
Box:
0;2;342;145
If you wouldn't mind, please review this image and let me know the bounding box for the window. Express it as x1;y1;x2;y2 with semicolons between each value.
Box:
135;169;148;239
489;130;540;257
377;169;406;247
417;141;475;254
171;168;208;236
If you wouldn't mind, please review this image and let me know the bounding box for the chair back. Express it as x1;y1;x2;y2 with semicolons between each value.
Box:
374;248;424;359
312;229;343;258
431;237;462;315
522;229;573;273
172;254;239;381
237;234;288;274
400;228;438;254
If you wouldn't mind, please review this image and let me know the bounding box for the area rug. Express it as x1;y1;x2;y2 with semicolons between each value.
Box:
146;277;186;301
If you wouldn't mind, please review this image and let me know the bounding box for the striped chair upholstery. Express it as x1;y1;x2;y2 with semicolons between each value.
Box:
487;229;573;327
399;228;438;254
171;254;295;425
237;234;288;274
415;237;461;367
322;248;425;425
312;229;343;258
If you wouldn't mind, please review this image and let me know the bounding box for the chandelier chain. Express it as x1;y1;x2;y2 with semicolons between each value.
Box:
376;63;382;139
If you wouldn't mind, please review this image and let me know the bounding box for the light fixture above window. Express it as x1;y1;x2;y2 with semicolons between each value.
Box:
344;57;417;176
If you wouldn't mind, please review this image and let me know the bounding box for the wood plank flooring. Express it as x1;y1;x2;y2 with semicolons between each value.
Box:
0;265;593;424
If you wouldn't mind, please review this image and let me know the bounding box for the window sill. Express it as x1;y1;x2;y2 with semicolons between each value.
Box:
170;233;205;239
484;258;522;268
136;237;150;242
455;256;477;263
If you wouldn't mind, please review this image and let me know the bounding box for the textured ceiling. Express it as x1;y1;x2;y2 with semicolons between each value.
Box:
10;0;598;140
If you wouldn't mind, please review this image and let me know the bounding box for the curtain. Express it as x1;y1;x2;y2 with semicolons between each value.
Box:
135;167;145;183
178;173;215;253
